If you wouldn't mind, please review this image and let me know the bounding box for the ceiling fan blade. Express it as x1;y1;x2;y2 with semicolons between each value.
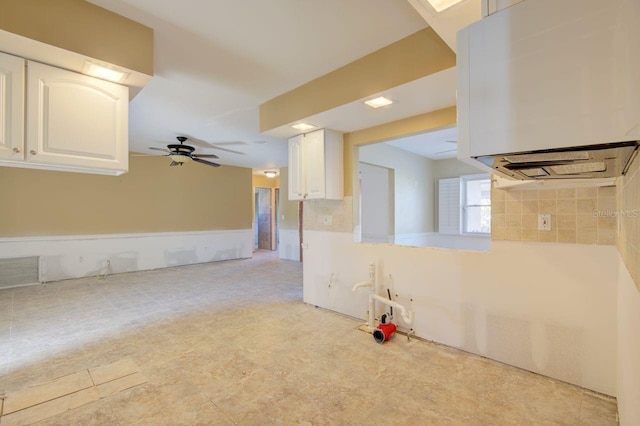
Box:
182;134;245;155
210;141;247;146
208;145;245;155
434;149;457;155
149;147;170;152
445;140;458;144
193;157;221;167
169;161;180;166
192;153;219;159
180;135;213;148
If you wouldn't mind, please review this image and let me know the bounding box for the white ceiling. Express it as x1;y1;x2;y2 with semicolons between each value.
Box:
385;125;458;160
87;0;432;172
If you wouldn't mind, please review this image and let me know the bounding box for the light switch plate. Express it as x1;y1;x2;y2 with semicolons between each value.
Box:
538;214;551;231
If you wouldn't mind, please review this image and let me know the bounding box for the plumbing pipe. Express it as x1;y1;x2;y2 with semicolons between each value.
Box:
373;322;397;344
352;262;376;292
352;280;373;292
370;294;414;326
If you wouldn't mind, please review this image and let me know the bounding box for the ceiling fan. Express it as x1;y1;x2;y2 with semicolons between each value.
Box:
149;136;221;167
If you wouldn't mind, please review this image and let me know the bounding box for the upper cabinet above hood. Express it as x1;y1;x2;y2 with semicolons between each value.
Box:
456;0;640;179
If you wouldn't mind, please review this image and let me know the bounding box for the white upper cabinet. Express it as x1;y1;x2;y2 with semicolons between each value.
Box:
26;61;128;174
0;51;24;161
0;55;129;175
288;129;343;201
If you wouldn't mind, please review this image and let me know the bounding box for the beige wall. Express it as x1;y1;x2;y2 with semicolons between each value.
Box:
0;156;252;237
0;0;153;75
343;106;457;197
252;174;279;189
260;28;455;132
359;143;434;235
616;144;640;425
617;157;640;289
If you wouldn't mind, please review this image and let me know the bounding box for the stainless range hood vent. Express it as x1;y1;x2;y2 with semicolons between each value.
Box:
474;141;639;180
504;152;590;164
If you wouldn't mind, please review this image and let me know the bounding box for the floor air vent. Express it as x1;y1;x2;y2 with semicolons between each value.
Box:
0;257;39;289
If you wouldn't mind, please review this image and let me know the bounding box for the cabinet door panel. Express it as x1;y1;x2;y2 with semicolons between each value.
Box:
288;135;304;200
0;52;24;160
26;61;128;171
304;130;325;199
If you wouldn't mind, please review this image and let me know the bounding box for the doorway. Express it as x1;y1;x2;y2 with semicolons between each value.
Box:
254;187;277;251
360;162;394;243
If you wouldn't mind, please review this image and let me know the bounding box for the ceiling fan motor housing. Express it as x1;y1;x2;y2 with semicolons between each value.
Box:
168;144;195;154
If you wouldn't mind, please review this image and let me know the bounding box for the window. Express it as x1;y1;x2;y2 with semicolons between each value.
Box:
438;174;491;235
462;175;491;234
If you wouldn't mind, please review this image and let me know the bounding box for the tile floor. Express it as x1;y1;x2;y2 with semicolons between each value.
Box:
0;250;618;425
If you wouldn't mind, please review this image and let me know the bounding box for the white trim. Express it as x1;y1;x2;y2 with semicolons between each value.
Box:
0;229;247;244
0;229;253;283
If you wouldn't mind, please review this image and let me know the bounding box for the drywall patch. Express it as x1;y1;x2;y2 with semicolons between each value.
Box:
0;257;38;288
108;252;139;274
165;248;198;266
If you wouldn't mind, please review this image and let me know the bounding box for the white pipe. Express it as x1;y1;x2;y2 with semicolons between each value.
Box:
352;280;374;292
351;262;380;329
368;294;375;330
370;294;414;326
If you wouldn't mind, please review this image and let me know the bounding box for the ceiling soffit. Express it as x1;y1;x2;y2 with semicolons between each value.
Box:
259;27;455;133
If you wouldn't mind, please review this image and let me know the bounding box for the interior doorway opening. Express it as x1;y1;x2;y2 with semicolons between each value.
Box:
254;187;278;251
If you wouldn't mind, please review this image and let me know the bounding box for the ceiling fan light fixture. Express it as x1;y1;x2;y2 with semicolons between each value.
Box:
264;170;278;178
291;123;316;131
170;154;192;163
364;96;393;109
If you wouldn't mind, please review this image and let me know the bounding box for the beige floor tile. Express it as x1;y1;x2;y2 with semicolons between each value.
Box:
3;370;93;415
88;356;139;385
33;397;118;426
96;372;148;398
0;251;619;425
67;386;100;411
1;394;71;426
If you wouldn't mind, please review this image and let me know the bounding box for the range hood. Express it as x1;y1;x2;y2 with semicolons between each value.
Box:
456;0;640;180
475;141;639;180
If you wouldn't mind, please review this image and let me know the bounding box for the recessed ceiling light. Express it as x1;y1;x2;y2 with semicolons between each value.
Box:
364;96;393;109
264;170;278;178
426;0;466;12
82;61;128;83
291;123;316;131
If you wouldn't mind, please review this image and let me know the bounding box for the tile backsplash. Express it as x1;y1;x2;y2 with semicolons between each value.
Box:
491;184;617;245
617;157;640;289
303;196;353;233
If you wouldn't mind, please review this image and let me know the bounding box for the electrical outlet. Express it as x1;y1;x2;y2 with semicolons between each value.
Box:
538;214;551;231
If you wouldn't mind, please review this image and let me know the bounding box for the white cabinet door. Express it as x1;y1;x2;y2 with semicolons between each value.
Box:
0;52;25;161
303;129;326;200
26;61;128;173
288;134;304;200
287;129;343;201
